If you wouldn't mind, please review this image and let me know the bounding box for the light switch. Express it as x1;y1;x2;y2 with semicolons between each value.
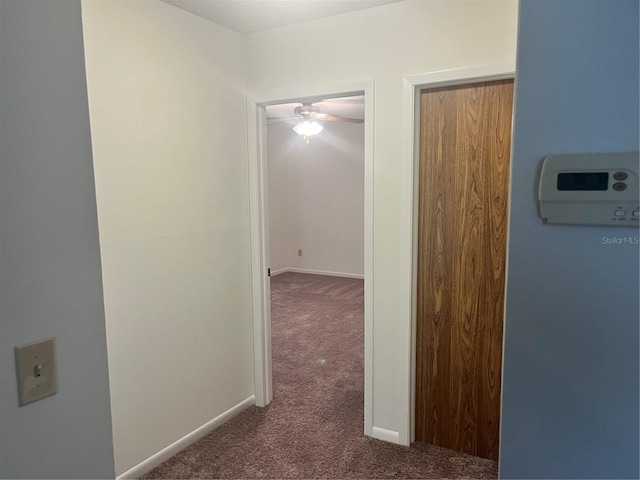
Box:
15;337;58;406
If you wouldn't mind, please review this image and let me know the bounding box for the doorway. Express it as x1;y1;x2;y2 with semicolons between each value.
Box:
264;96;365;280
414;79;514;461
247;82;374;436
264;95;366;428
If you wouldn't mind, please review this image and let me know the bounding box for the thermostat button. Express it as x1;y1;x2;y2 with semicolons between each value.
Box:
613;182;627;191
633;210;639;217
613;171;628;181
614;210;626;216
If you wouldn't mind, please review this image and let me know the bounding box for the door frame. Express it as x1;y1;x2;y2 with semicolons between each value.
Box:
401;63;516;444
247;79;375;435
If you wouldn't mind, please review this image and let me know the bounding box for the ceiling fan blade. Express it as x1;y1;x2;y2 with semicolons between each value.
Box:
266;116;299;125
313;113;364;123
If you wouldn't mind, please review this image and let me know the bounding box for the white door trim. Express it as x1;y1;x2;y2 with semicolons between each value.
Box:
400;63;516;445
247;102;272;406
247;79;375;435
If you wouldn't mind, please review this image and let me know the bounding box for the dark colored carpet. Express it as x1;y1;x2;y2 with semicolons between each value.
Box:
143;272;497;479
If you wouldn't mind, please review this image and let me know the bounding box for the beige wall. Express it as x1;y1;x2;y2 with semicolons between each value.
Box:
82;1;254;474
246;0;518;440
267;121;365;277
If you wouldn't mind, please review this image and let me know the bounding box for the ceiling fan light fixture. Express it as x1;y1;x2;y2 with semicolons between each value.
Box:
293;118;323;137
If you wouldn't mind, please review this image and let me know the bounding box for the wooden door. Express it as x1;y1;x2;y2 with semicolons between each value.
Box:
414;79;513;461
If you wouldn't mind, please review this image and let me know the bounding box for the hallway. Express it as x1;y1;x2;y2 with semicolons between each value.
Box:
144;273;497;478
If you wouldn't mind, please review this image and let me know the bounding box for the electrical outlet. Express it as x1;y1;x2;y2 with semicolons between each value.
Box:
298;249;303;257
15;337;58;406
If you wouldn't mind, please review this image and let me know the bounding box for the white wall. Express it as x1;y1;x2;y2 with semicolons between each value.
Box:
500;1;639;478
81;1;254;475
247;0;518;440
267;121;365;277
0;1;115;478
266;123;293;273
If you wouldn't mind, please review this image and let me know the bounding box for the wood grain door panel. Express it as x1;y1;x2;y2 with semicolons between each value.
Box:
415;79;513;461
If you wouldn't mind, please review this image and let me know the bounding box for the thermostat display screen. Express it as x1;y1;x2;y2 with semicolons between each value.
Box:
557;172;609;191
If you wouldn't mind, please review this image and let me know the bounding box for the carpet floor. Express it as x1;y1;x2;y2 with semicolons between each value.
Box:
143;272;498;479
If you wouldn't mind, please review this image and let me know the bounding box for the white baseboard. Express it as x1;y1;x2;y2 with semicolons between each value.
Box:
273;267;364;280
117;395;255;479
371;426;400;444
270;268;290;276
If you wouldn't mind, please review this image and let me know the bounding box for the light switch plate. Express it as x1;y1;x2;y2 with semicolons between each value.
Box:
15;337;58;406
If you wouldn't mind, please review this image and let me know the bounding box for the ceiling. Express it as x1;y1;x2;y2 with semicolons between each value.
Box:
266;95;364;125
161;0;404;34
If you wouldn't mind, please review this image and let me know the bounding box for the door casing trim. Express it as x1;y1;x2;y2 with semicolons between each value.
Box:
401;63;516;445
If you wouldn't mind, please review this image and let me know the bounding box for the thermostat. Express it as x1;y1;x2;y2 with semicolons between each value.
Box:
538;152;639;226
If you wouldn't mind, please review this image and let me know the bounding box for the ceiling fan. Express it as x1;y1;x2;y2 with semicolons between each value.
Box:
272;101;364;142
292;102;364;124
